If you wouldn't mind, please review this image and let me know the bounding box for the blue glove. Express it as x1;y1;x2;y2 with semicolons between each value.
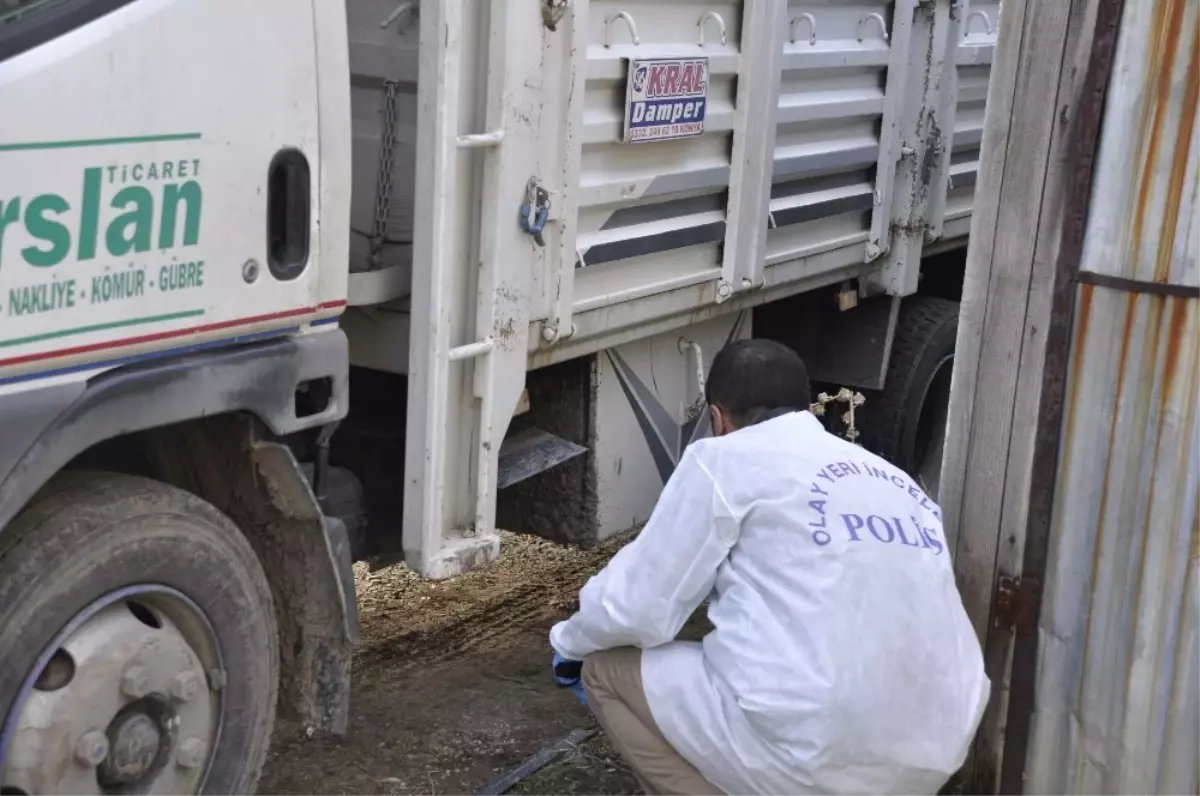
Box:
552;652;588;707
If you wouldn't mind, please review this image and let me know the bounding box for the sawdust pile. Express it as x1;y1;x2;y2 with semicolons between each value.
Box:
351;532;631;675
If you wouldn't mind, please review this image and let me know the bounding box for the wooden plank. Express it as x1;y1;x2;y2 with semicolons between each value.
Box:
942;0;1107;790
959;0;1073;687
940;0;1030;563
944;10;1039;781
988;0;1099;787
958;0;1073;640
974;2;1105;791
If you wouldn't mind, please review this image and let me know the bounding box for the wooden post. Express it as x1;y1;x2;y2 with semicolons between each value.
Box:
938;0;1106;790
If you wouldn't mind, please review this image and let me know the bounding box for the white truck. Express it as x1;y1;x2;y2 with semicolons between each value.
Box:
0;0;998;792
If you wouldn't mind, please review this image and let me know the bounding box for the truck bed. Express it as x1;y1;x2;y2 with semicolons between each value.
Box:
343;0;998;372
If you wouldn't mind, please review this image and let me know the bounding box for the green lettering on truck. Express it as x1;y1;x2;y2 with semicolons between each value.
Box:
22;194;72;267
0;163;205;270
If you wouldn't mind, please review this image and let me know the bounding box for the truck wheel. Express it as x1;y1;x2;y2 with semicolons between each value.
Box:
0;472;278;796
862;296;959;499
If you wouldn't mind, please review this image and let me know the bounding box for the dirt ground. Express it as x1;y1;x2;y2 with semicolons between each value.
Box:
257;532;643;796
256;529;978;795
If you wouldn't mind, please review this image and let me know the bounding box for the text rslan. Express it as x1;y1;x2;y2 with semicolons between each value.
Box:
0;161;203;270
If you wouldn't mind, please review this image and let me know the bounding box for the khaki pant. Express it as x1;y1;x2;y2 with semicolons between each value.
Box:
583;648;723;796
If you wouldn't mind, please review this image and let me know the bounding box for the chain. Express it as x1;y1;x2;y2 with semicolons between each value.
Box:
370;79;401;268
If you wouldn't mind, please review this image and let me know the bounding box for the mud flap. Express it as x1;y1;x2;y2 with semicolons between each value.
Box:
497;428;587;490
322;516;361;645
143;415;355;734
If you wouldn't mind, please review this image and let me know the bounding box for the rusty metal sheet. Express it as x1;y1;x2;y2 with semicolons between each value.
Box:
1021;0;1199;792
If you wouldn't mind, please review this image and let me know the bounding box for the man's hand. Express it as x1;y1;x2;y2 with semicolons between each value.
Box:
552;652;587;706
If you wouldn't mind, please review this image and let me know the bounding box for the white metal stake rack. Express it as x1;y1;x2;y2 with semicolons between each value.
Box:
405;0;542;579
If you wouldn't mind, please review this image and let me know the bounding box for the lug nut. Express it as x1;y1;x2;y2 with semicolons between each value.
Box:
75;730;110;767
176;737;208;769
121;665;150;699
171;671;200;702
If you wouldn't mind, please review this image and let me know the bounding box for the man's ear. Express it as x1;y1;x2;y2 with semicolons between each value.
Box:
710;405;727;437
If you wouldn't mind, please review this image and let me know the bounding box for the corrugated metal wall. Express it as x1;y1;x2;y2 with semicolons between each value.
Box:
1023;0;1198;792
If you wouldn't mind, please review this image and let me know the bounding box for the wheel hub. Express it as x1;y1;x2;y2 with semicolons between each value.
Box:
0;587;222;795
101;708;165;786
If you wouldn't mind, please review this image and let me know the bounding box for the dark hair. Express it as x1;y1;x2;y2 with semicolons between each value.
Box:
705;339;811;428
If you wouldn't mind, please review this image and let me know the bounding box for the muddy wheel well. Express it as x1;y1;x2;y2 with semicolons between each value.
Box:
61;412;356;734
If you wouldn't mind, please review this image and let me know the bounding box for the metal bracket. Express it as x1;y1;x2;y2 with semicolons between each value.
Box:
929;132;946;159
994;575;1042;636
539;321;576;346
519;177;551;247
542;0;568;31
677;339;708;419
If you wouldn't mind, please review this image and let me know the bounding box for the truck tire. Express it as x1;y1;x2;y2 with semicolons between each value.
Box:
0;472;278;796
861;296;959;499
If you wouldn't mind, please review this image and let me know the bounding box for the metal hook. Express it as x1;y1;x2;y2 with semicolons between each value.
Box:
964;10;994;37
697;11;728;47
789;12;817;45
604;11;641;47
380;1;418;33
677;339;708;402
856;13;889;43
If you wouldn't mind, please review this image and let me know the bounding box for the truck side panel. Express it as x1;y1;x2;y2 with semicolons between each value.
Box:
355;0;1000;575
593;311;750;537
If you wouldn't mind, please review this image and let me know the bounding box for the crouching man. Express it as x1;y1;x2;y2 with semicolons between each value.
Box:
550;339;989;795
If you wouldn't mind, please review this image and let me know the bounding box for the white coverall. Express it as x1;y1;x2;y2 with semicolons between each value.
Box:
551;410;989;795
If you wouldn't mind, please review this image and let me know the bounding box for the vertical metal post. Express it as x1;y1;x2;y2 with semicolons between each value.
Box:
467;0;542;544
866;0;918;262
404;0;466;574
867;0;958;296
546;0;589;344
720;0;785;298
922;0;968;243
404;0;540;578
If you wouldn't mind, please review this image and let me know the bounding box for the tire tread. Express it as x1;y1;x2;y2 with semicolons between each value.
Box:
861;296;960;469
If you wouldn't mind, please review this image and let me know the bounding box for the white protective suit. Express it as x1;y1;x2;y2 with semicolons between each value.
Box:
551;410;989;795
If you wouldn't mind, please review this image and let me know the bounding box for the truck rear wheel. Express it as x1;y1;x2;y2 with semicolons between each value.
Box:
0;472;278;795
861;296;959;499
